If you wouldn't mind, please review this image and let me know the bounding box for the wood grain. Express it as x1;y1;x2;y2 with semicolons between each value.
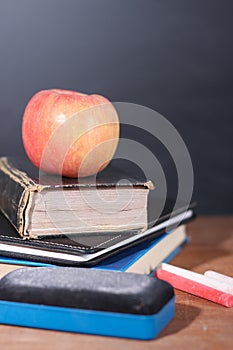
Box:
0;216;232;350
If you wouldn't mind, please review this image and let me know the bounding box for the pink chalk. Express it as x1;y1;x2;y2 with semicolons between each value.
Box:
155;263;233;308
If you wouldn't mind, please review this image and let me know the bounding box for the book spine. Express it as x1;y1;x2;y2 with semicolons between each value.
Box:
0;158;37;237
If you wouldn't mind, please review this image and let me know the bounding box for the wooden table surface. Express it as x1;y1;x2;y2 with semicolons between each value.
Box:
0;216;232;350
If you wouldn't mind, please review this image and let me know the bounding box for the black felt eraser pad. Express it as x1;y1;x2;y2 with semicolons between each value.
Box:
0;267;174;315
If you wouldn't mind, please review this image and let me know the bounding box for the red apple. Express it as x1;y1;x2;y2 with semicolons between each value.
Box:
22;89;120;178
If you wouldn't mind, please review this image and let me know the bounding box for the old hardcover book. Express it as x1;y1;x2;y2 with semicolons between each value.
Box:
0;157;154;239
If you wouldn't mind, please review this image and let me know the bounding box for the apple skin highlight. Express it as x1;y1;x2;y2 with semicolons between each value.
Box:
22;89;120;178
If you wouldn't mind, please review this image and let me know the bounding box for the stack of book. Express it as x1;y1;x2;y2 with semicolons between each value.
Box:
0;157;195;276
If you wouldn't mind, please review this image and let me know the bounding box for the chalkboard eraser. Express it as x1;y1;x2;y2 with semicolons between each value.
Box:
0;267;175;339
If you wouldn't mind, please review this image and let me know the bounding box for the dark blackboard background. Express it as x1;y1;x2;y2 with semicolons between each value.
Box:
0;0;232;214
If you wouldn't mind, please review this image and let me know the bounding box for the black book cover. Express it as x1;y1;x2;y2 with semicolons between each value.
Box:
0;199;196;266
0;156;196;266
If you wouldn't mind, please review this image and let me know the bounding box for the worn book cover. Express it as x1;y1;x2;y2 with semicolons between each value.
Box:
0;157;153;239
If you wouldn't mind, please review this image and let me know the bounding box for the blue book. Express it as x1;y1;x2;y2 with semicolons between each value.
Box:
0;225;187;277
94;225;187;274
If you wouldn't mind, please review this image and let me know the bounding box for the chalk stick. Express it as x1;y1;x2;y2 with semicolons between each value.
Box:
155;263;233;307
204;270;233;288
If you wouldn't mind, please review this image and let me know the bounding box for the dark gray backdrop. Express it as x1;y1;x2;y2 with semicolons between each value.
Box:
0;0;232;214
